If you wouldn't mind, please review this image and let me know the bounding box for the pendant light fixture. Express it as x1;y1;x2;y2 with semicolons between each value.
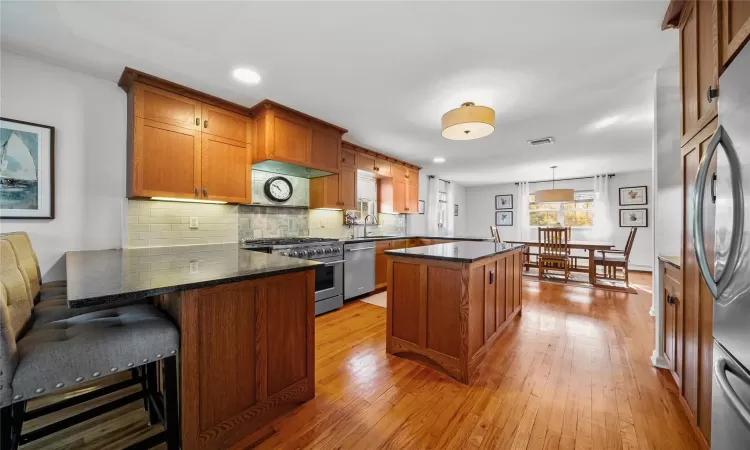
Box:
441;102;495;140
535;166;575;203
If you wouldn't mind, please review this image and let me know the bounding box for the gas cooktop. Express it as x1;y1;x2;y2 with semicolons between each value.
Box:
241;237;339;247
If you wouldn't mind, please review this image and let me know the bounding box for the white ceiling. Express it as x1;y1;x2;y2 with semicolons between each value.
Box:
0;1;675;186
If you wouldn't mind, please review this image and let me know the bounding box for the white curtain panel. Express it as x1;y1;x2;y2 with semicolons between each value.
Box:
446;182;455;235
592;175;614;241
517;181;531;240
426;176;440;235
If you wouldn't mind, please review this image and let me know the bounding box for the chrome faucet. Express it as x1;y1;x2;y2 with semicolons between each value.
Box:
363;214;378;237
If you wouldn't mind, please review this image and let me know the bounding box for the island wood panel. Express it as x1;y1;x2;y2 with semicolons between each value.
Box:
468;265;485;358
374;240;392;289
200;134;251;203
386;248;523;384
483;262;496;342
173;270;315;450
391;261;422;345
514;251;522;312
426;266;461;358
201;103;248;143
131;117;201;199
495;257;507;325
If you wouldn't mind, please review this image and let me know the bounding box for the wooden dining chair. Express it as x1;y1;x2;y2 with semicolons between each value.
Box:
595;227;638;286
538;227;570;282
489;226;501;243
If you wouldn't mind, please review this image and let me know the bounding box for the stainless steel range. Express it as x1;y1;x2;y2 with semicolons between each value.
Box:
241;237;344;315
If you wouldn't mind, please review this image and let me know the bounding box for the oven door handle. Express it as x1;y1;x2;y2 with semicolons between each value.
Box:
324;260;345;266
346;247;375;252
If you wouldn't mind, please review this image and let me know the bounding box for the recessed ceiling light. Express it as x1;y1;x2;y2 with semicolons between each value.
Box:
232;68;261;84
433;157;446;164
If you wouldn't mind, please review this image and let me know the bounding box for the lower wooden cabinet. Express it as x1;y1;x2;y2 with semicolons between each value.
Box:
680;118;718;446
160;270;315;450
375;240;392;289
663;264;683;385
720;0;750;69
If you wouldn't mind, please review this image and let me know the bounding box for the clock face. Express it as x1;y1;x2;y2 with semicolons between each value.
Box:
264;176;293;202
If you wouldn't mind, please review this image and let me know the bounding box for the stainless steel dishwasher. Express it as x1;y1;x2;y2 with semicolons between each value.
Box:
344;242;375;300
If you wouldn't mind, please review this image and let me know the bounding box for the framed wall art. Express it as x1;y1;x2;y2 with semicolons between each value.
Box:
619;186;647;206
619;208;648;227
0;118;55;219
495;194;513;209
496;210;513;226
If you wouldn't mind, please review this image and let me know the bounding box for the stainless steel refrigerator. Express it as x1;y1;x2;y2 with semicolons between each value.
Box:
694;42;750;449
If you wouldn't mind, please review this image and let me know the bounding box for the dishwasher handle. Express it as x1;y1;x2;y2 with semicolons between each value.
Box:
346;247;375;252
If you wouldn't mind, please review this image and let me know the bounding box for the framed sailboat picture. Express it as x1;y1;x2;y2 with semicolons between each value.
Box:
0;118;54;219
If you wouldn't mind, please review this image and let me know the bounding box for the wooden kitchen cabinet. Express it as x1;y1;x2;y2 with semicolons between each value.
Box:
675;0;719;146
310;127;342;173
407;181;419;214
309;165;357;210
201;133;252;203
356;152;376;173
375;240;392;289
341;144;357;169
202;104;248;143
720;0;750;68
663;263;683;384
391;164;407;182
379;177;419;214
131;117;202;199
122;73;253;203
406;167;419;183
680;117;717;445
251;100;347;174
133;82;202;131
375;158;392;177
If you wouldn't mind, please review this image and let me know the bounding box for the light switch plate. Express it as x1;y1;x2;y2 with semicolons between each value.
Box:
189;217;199;229
189;261;199;273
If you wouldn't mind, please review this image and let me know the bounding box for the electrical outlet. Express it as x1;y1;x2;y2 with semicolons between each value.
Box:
189;260;199;273
189;217;199;229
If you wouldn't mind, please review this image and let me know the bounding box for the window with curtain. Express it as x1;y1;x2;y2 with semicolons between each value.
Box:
437;191;447;228
529;190;594;227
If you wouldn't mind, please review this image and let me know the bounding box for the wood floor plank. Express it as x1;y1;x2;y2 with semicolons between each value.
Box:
23;274;703;450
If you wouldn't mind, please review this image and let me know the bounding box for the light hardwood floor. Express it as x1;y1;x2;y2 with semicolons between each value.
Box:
22;273;701;450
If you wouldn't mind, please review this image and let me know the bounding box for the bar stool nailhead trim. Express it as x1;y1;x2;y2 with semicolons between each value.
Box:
110;367;118;372
13;394;22;400
35;388;45;394
127;362;134;367
75;376;84;382
156;354;163;358
55;382;64;388
93;372;101;377
170;350;176;355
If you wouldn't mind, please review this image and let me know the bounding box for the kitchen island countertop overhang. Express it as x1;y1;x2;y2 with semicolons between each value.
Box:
385;241;525;263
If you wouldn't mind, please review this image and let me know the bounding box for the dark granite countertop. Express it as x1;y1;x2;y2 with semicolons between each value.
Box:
658;255;681;269
385;242;525;263
65;243;319;308
341;235;492;244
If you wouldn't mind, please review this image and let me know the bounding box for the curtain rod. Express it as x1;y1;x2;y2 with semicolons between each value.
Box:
428;175;450;184
514;174;615;186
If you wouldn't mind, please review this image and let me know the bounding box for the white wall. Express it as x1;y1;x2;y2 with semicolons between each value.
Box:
405;172;469;237
0;51;126;280
464;170;654;270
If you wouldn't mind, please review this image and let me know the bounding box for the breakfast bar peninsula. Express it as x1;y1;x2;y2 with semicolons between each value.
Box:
385;241;525;383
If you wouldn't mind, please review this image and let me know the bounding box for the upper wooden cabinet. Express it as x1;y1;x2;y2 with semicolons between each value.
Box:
250;101;346;174
201;104;248;143
407;181;419;214
309;166;356;210
405;167;419;183
375;158;392;177
341;144;357;169
378;178;419;214
120;70;252;203
677;0;719;146
391;164;406;182
720;0;750;68
356;152;377;173
133;83;202;131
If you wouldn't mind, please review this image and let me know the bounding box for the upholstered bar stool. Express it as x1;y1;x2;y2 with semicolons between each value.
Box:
0;249;180;449
0;232;66;303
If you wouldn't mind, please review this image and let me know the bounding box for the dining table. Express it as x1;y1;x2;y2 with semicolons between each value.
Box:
502;239;615;285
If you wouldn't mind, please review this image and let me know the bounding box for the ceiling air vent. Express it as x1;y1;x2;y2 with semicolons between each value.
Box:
527;136;555;146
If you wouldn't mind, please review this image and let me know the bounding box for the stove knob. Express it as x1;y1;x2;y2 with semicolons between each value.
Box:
334;247;341;254
324;248;332;254
315;248;323;255
289;251;298;257
299;250;308;257
279;252;287;256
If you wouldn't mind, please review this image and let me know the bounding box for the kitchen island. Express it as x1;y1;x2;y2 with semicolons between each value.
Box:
65;244;319;450
385;241;525;384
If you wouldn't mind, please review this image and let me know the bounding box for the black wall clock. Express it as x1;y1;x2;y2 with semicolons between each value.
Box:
264;176;293;202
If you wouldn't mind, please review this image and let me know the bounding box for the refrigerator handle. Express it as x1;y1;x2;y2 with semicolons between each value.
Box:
693;125;744;300
715;357;750;430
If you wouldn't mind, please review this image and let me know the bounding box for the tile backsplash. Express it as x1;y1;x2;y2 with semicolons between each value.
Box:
127;199;238;248
238;205;309;240
127;200;407;248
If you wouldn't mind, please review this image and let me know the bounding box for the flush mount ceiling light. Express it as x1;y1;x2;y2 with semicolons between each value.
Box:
441;102;495;140
232;68;261;84
534;166;575;203
433;157;446;164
